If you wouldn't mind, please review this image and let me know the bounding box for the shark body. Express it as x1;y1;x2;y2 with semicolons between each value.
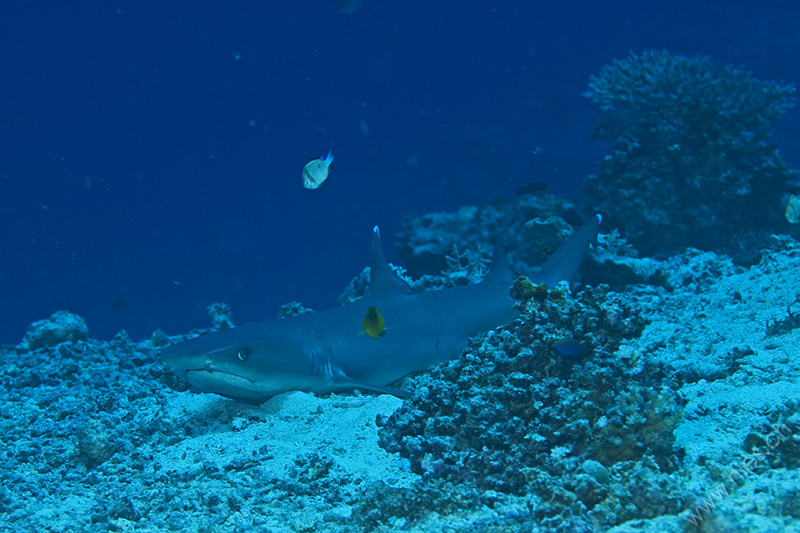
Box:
162;215;601;402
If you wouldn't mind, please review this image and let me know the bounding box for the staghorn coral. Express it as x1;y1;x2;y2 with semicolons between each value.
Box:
584;49;798;263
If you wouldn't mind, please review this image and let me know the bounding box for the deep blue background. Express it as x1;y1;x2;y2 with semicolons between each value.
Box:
1;1;798;343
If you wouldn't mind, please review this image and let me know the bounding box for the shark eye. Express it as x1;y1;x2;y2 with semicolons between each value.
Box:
237;348;250;361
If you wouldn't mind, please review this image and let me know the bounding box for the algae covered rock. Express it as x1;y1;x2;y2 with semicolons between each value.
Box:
395;192;586;279
17;310;89;352
520;216;574;265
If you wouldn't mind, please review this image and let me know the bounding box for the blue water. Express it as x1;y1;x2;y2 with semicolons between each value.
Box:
1;1;798;343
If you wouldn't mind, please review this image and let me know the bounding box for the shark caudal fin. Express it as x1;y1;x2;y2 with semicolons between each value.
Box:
529;214;601;287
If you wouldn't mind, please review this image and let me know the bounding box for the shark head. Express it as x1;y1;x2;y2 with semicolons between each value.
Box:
162;313;412;402
162;322;325;403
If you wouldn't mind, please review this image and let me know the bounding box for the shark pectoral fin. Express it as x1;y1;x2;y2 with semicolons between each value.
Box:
337;374;412;398
327;363;411;397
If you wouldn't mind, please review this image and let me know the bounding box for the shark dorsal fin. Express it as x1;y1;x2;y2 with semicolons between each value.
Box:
368;225;411;298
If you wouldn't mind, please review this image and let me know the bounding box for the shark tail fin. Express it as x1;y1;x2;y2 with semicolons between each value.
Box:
532;214;602;287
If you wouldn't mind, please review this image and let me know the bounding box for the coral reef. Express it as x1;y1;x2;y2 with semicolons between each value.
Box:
395;190;587;280
16;310;89;353
3;225;800;531
278;300;315;319
584;49;798;262
4;182;800;531
376;282;686;528
396;205;494;278
207;302;235;330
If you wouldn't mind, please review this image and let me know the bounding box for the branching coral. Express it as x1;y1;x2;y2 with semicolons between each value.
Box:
585;49;798;262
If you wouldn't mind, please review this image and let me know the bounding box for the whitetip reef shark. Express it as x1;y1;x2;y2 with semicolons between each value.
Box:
162;215;601;402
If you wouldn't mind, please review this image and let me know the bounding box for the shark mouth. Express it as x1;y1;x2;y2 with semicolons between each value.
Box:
185;369;258;395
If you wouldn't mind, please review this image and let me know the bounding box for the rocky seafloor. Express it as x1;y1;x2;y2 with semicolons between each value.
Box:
2;195;800;532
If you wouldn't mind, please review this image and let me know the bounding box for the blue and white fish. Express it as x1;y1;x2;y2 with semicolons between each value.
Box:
302;150;334;190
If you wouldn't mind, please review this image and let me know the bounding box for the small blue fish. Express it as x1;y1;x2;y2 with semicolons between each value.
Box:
553;338;584;359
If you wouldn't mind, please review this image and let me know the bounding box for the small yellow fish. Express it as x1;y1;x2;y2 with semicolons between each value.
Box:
302;150;334;189
361;306;386;338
